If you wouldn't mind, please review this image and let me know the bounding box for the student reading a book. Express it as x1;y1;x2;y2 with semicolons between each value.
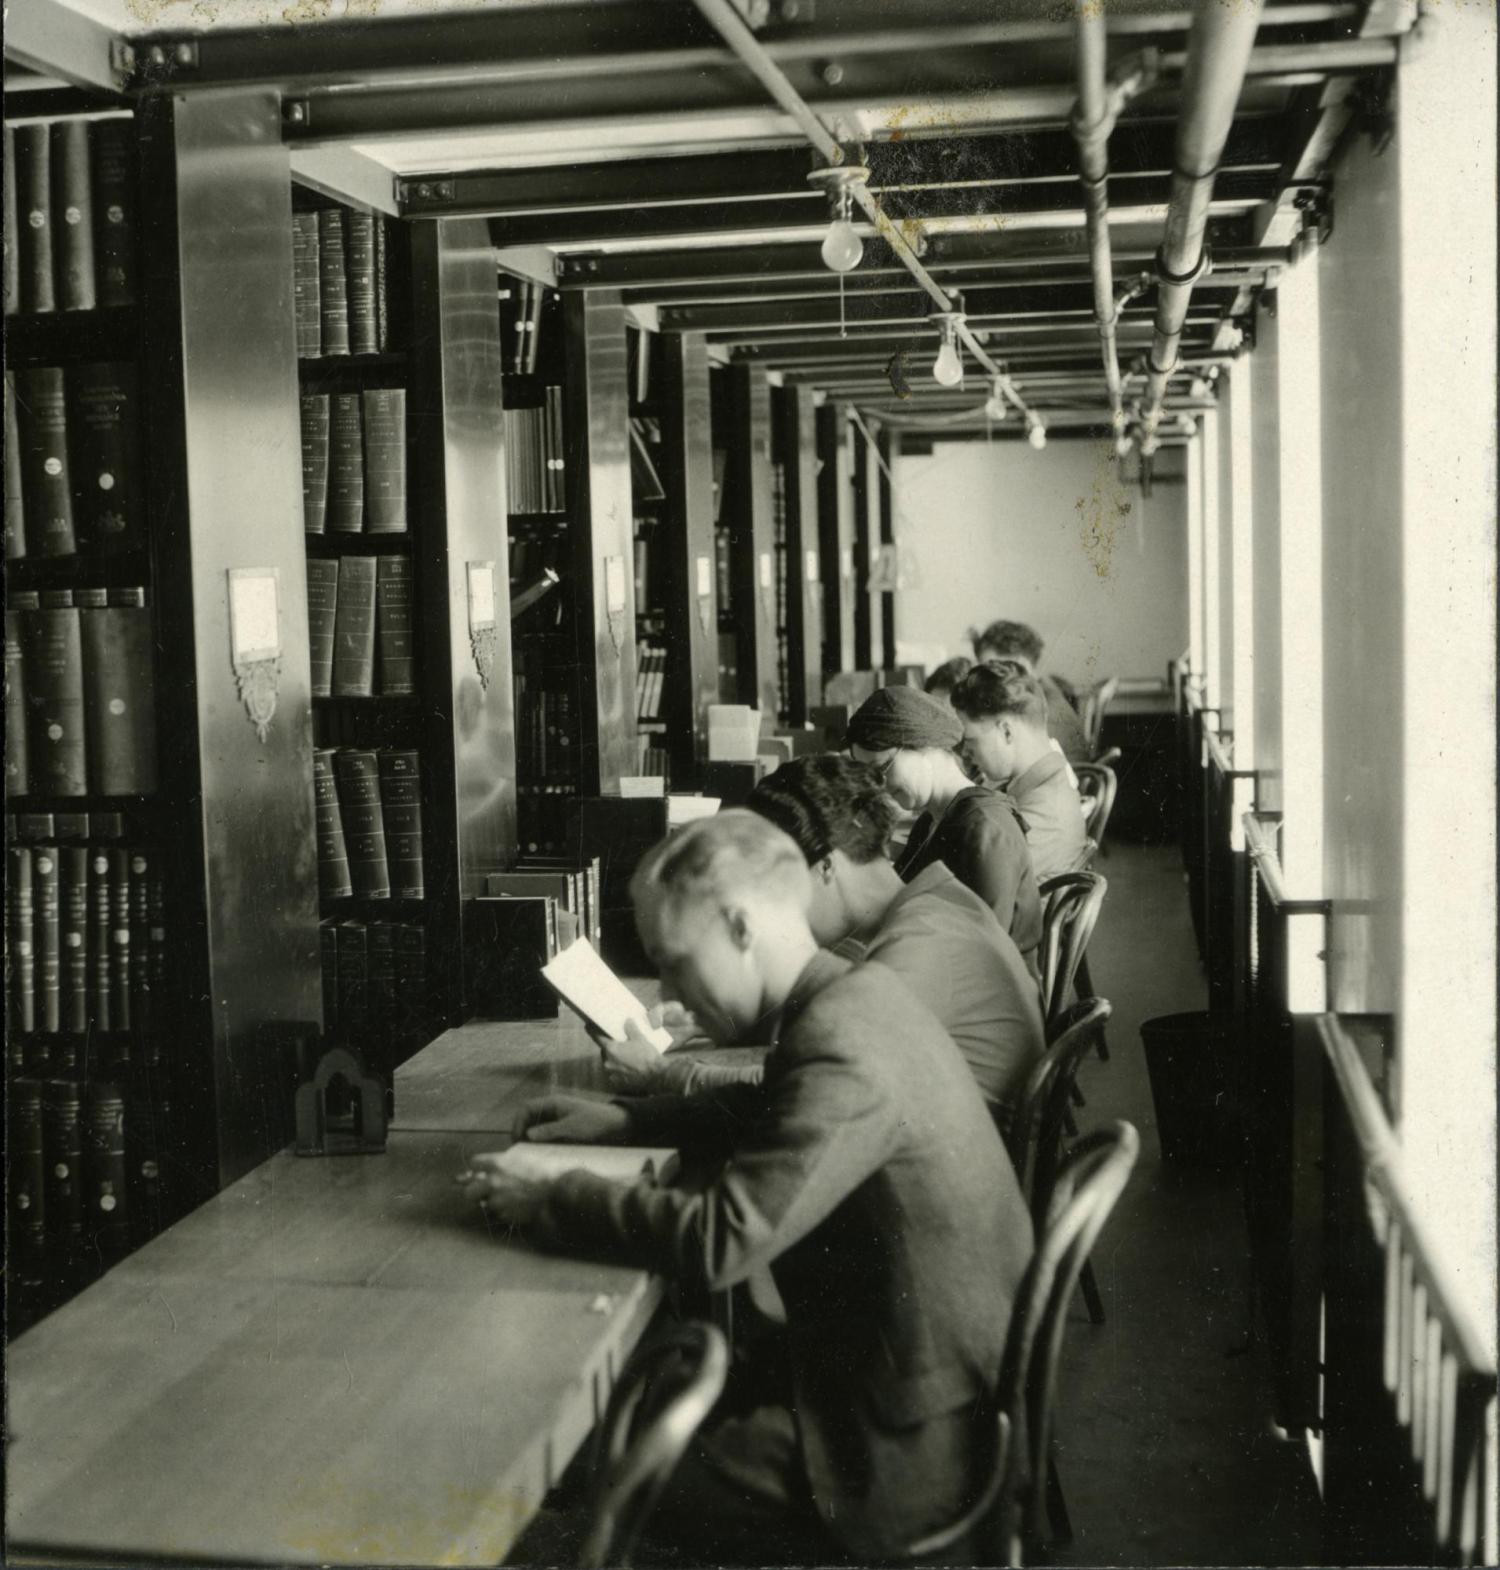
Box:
598;754;1044;1129
458;811;1032;1564
844;684;1043;963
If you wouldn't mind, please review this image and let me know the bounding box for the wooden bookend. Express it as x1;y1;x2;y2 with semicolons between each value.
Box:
294;1041;389;1156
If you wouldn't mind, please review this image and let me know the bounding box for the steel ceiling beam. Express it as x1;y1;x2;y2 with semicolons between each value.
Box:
4;0;128;94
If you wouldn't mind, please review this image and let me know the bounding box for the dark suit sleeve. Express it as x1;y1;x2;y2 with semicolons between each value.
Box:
534;1029;903;1291
952;808;1026;930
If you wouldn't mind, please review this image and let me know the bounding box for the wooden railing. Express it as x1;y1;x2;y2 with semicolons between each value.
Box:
1320;1016;1497;1566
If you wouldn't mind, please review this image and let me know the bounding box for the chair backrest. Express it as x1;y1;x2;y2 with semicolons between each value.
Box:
1036;872;1107;1032
1073;762;1118;848
1077;675;1119;757
1005;998;1113;1221
577;1321;730;1569
997;1122;1140;1551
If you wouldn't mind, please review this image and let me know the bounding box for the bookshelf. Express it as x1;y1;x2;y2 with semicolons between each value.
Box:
628;325;669;782
816;400;858;682
774;384;824;725
852;407;877;671
877;425;899;669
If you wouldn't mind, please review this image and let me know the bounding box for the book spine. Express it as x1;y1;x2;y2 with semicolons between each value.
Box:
3;126;18;317
330;553;377;696
147;864;166;1023
313;748;353;901
375;554;415;696
110;847;131;1030
89;118;137;309
346;210;378;355
7;845;35;1034
320;917;339;1029
14;123;55;314
50;120;96;312
317;207;350;355
60;844;89;1033
374;217;389;352
84;1081;129;1255
376;750;424;899
5;370;23;559
88;846;111;1029
66;361;141;554
291;211;322;358
128;847;151;1030
17;366;76;556
334;749;390;899
21;594;88;795
299;393;331;535
367;920;396;1037
395;921;426;1037
43;1077;83;1249
360;387;406;534
80;590;158;794
326;391;364;533
5;610;28;795
8;1079;46;1254
305;557;339;699
335;920;368;1027
33;845;60;1033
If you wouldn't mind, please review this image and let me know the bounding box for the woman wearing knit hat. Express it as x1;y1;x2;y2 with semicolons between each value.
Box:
845;685;1042;964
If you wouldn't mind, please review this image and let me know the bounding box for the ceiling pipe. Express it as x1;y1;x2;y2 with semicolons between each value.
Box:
1139;0;1265;453
688;0;1039;426
1069;6;1157;437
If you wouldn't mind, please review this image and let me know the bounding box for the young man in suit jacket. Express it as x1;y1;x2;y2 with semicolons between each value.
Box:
460;810;1033;1563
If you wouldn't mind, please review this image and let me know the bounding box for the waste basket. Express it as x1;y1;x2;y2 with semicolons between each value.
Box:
1139;1011;1240;1168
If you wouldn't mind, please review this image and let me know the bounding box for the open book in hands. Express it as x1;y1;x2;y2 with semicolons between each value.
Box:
541;938;673;1053
467;1143;681;1186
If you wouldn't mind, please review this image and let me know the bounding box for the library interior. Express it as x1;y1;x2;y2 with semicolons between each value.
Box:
3;1;1496;1567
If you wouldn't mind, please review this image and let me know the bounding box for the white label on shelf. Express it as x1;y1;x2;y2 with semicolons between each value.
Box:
759;552;773;590
227;568;281;662
605;554;628;614
806;550;820;584
696;554;712;599
840;547;853;581
467;560;497;630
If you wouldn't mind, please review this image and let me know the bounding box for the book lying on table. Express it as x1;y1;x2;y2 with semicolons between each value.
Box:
540;937;673;1052
469;1142;680;1186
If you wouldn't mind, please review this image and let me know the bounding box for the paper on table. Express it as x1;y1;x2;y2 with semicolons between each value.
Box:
475;1143;680;1186
667;794;721;827
541;938;674;1052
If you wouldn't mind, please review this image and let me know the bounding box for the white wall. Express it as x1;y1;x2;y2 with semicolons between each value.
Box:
893;438;1188;683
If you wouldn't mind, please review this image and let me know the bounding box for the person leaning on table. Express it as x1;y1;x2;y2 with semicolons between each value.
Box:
458;810;1032;1566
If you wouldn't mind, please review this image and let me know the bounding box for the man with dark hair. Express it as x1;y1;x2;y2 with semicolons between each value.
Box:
970;618;1090;763
952;664;1089;881
460;810;1031;1564
923;654;973;706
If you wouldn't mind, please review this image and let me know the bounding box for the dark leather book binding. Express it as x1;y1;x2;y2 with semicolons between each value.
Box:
375;554;414;695
50;119;96;312
376;749;423;898
3;126;19;316
14;123;55;314
334;749;391;899
330;553;376;696
21;590;88;795
306;556;339;699
395;921;426;1039
67;362;142;553
465;896;561;1021
313;748;353;902
42;1077;83;1248
60;844;89;1033
6;370;25;558
16;366;76;556
79;586;159;795
8;1079;47;1256
6;609;29;795
319;917;340;1028
128;847;151;1030
33;844;61;1033
8;846;36;1034
88;845;111;1028
335;919;369;1027
89;118;137;309
374;217;390;351
317;207;350;356
85;1082;129;1256
109;847;131;1030
326;391;365;533
361;387;406;534
368;919;397;1031
346;210;378;355
291;211;322;357
299;392;331;534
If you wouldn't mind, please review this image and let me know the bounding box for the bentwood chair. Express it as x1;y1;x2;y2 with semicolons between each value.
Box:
899;1122;1140;1566
1073;762;1119;853
1040;870;1111;1064
1007;999;1114;1325
1077;676;1119;759
577;1321;730;1569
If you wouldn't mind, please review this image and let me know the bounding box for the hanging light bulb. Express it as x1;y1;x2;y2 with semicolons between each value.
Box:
807;163;869;275
1026;413;1047;451
984;377;1008;423
931;313;965;388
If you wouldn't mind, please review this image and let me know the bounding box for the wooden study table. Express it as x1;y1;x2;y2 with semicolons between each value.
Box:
7;1009;681;1568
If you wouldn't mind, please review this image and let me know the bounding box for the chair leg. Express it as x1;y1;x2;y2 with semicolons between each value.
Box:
1045;1452;1074;1546
1073;954;1109;1061
1079;1258;1106;1325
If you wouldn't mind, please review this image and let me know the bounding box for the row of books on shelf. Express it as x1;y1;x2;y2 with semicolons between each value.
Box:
500;277;547;376
514;664;578;787
6;364;143;559
635;640;668;722
319;918;427;1039
6;588;158;797
292;204;397;359
6;839;164;1037
5;117;136;317
636;735;671;781
467;860;604;1020
504;390;566;514
315;747;424;903
300;388;407;535
516;787;579;859
306;555;413;698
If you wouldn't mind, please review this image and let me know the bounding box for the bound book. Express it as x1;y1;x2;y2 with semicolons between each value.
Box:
367;920;397;1031
331;554;377;696
146;861;166;1018
43;1078;83;1245
326;391;364;533
313;748;353;901
110;847;131;1030
305;557;339;699
67;362;142;553
88;846;111;1028
317;207;350;355
291;211;322;357
374;218;390;351
7;846;35;1034
4;127;18;316
89;118;136;309
6;610;29;795
84;1081;128;1255
299;393;331;534
60;844;89;1033
395;921;426;1036
465;895;561;1020
361;388;406;533
539;937;672;1051
336;919;369;1025
8;1080;46;1255
334;748;390;899
346;211;378;355
376;749;423;898
319;918;340;1027
6;371;24;558
14;123;54;314
51;119;95;312
128;847;151;1030
79;586;158;795
467;1143;680;1187
20;590;88;796
16;367;75;556
375;554;414;694
33;845;61;1033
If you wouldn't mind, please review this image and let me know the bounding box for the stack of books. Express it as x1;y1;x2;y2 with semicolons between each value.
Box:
504;389;567;513
313;748;424;902
291;202;398;358
304;554;414;698
318;917;427;1044
299;388;408;535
